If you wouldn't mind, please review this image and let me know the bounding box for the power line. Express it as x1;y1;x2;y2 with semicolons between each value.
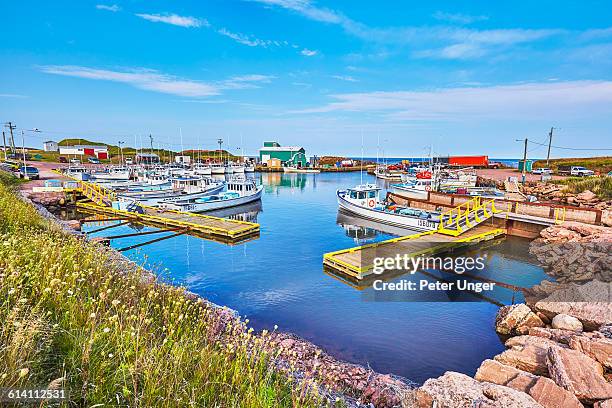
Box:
527;139;612;151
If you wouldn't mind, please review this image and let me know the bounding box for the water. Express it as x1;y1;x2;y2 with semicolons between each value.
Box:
81;171;550;384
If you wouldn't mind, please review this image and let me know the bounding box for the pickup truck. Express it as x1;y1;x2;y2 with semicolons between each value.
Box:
558;165;595;177
532;167;553;175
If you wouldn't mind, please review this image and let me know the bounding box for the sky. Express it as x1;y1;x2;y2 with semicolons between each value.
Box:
2;0;612;158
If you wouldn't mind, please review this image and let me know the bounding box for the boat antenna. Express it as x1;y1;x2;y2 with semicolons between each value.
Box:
360;128;364;185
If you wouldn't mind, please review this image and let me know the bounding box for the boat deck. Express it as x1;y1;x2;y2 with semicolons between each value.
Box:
323;223;505;280
77;201;260;244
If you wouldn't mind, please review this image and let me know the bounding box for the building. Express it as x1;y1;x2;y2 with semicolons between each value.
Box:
43;140;59;152
59;145;108;160
136;153;160;164
258;141;307;167
175;155;191;165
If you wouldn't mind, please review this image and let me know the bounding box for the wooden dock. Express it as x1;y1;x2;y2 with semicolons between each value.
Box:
77;201;260;244
323;223;505;280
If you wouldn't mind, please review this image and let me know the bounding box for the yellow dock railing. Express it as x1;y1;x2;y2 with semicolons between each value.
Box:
437;197;501;236
80;181;117;207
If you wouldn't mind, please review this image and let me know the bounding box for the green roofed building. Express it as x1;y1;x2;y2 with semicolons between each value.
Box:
258;141;307;166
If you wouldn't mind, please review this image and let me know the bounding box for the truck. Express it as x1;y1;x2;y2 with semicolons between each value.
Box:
557;165;595;177
448;155;489;168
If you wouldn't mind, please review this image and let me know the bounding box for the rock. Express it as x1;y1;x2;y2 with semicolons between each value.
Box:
552;314;584;332
595;400;612;408
568;335;612;370
505;335;567;350
475;360;582;408
547;345;612;403
65;220;81;231
528;327;576;345
416;371;543;408
496;304;544;335
495;343;550;376
577;190;597;201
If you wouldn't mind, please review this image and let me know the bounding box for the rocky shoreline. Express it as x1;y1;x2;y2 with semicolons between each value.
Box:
24;189;612;407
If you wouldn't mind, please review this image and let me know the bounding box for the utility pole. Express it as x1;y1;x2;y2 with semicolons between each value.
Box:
21;130;27;178
149;134;154;156
2;131;6;160
4;122;16;155
118;141;124;165
546;127;554;166
518;138;528;185
217;138;223;163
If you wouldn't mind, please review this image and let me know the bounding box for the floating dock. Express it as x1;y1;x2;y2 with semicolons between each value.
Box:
77;201;260;244
323;223;505;280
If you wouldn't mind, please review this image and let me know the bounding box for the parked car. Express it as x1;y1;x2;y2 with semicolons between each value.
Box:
532;167;553;175
87;157;100;164
18;166;40;180
70;158;81;165
557;165;595;177
125;157;133;165
59;156;68;163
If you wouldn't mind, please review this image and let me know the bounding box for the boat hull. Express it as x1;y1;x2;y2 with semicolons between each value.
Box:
390;185;429;200
163;187;263;212
121;184;225;206
336;190;438;231
210;166;226;174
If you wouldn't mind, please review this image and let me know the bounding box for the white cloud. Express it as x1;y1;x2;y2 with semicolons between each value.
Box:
433;11;488;25
331;75;358;82
39;65;273;98
217;28;273;47
292;81;612;121
301;48;318;56
0;94;28;98
96;4;120;12
135;13;207;28
415;43;486;60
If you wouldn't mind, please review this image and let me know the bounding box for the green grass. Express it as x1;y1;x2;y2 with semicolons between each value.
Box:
551;175;612;200
0;173;322;407
533;156;612;173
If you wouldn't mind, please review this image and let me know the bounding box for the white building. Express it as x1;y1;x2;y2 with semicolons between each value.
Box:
175;155;191;165
43;140;59;152
59;145;108;159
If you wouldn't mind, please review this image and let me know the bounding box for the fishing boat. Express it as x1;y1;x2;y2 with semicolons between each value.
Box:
244;163;255;172
119;176;225;206
160;178;263;212
210;162;226;174
229;163;245;173
193;163;212;176
337;184;441;231
64;165;90;181
390;178;434;200
283;166;321;173
90;166;131;181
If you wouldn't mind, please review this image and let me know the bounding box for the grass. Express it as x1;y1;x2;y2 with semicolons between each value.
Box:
551;175;612;200
532;156;612;173
0;173;322;407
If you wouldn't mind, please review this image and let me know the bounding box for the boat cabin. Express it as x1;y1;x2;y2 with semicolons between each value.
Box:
345;184;381;208
228;180;257;193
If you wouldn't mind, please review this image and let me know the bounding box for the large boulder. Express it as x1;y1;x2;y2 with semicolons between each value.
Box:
495;335;565;376
416;371;543;408
547;345;612;403
475;359;582;408
552;314;584;332
568;335;612;370
576;190;597;202
496;304;544;335
528;327;577;345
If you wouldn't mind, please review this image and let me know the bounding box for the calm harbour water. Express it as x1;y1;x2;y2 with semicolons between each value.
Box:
82;171;550;384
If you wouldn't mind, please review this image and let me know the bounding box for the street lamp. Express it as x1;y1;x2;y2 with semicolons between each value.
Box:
21;128;41;179
118;141;125;165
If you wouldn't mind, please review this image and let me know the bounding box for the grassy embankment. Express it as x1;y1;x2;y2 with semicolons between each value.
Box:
551;175;612;200
533;156;612;173
0;172;320;407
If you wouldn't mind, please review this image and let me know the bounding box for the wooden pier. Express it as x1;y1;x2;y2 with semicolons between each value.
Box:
77;201;260;244
323;223;505;280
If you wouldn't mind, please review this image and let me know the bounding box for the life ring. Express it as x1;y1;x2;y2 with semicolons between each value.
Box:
425;185;431;191
368;199;376;208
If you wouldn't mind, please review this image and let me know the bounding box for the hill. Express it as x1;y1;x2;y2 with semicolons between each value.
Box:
533;156;612;173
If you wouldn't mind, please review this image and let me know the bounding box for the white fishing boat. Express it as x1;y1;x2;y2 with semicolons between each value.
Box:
230;163;245;173
390;178;434;200
120;176;224;206
90;166;131;181
210;162;226;174
244;163;255;172
337;184;441;231
193;163;212;176
64;165;90;181
283;166;321;173
160;178;263;212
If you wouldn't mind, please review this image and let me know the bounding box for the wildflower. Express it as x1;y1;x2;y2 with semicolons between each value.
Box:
18;298;28;304
18;368;29;378
67;289;74;296
8;288;15;295
90;313;96;319
44;287;51;293
111;299;120;306
108;353;114;358
103;327;110;333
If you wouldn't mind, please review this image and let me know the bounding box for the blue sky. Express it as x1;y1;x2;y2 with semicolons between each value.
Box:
2;0;612;158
